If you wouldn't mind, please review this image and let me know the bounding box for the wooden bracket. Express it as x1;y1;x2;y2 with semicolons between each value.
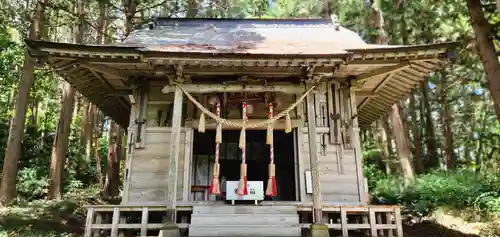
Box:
134;79;149;148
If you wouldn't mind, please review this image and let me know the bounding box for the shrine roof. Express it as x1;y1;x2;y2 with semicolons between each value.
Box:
119;18;374;55
24;17;458;128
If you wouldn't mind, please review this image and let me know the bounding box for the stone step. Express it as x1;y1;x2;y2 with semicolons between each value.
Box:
191;213;299;225
192;205;297;215
189;225;302;237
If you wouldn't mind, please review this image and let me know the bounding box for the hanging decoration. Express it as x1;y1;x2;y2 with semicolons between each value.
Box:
176;82;317;129
209;101;221;195
236;101;248;196
265;102;277;197
198;113;206;133
266;102;274;145
173;82;322;198
285;113;292;133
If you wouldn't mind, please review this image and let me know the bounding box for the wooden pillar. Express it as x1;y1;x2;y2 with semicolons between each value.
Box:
348;83;366;204
306;86;323;224
166;86;183;222
135;79;149;149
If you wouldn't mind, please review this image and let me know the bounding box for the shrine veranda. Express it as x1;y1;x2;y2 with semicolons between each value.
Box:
25;17;457;237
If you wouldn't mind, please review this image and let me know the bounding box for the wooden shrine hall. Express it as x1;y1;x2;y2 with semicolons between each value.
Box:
25;17;457;237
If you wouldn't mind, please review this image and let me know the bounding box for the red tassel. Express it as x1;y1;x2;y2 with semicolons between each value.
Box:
241;176;248;195
271;176;277;196
209;176;221;195
237;163;248;195
209;176;215;194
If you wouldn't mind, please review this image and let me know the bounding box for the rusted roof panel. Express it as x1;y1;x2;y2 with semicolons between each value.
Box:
121;18;372;55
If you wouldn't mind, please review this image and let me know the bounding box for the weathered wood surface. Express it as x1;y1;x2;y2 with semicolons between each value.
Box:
127;129;186;204
306;87;323;224
147;87;299;125
300;129;362;203
82;206;189;237
82;203;403;236
298;205;403;237
161;83;305;94
189;205;301;237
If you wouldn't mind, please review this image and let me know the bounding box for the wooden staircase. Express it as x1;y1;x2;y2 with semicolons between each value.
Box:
189;205;301;236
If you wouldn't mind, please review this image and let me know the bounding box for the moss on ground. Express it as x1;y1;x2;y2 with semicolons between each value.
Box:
0;188;103;237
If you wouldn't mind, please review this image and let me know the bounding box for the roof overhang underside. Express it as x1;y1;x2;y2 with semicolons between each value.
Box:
25;40;456;128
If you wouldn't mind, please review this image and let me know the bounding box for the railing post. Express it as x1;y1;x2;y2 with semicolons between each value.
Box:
111;207;120;236
141;207;149;236
369;208;377;237
340;207;348;237
84;207;94;237
395;207;403;237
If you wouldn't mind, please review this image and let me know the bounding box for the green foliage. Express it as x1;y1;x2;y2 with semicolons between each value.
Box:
368;169;500;220
16;168;50;200
0;186;101;237
0;20;103;203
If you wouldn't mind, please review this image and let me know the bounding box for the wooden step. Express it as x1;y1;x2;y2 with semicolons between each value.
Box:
192;205;297;214
189;225;302;237
191;213;299;225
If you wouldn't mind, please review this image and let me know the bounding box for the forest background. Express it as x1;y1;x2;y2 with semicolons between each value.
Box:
0;0;499;236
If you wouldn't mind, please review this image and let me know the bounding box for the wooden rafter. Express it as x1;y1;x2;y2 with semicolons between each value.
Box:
355;61;410;82
355;90;376;97
87;68;130;111
79;63;127;79
357;73;394;111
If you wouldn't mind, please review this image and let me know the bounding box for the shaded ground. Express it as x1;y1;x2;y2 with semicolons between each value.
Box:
404;221;479;237
0;189;103;237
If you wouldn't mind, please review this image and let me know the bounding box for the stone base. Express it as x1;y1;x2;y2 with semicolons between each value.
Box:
310;224;330;237
159;223;180;237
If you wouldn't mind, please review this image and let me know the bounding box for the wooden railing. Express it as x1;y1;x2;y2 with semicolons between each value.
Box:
297;205;404;237
84;204;402;237
84;205;190;237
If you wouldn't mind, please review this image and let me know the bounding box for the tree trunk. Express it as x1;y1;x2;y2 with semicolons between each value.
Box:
0;0;46;205
85;0;105;169
94;110;104;186
389;104;415;181
85;104;95;162
440;73;455;169
94;134;103;186
375;119;391;173
467;0;500;121
48;82;77;199
409;90;424;173
48;0;84;199
369;0;412;178
398;101;412;148
421;79;439;169
186;0;199;18
77;100;90;176
123;0;139;37
496;0;500;18
81;101;90;147
97;0;106;44
381;114;396;172
476;102;489;171
463;99;475;164
103;121;121;199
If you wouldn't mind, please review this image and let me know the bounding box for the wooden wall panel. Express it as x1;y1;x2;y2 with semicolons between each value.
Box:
300;129;363;204
128;188;167;203
127;129;187;204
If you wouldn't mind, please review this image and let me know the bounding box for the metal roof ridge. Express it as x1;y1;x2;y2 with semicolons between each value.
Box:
150;17;332;22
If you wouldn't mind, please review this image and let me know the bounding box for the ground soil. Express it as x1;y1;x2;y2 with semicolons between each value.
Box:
404;221;479;237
